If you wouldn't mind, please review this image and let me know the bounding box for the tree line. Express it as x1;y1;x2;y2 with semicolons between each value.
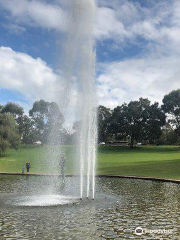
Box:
0;89;180;155
98;89;180;148
0;99;69;155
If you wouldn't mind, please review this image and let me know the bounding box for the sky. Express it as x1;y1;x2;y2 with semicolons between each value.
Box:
0;0;180;112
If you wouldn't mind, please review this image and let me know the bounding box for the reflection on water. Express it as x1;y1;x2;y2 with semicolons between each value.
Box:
7;195;78;207
0;175;180;239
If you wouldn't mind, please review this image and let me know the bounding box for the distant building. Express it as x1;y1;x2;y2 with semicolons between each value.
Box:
33;141;42;146
105;141;129;146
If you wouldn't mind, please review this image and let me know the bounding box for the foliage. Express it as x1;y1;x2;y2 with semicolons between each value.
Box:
110;98;165;148
98;105;112;142
17;115;34;144
0;138;10;156
29;99;64;144
1;88;180;150
2;102;24;117
0;113;20;155
141;101;166;143
157;123;179;145
1;102;25;140
162;89;180;138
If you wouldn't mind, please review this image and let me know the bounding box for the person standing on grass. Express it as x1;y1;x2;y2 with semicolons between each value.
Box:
60;153;66;182
26;162;31;173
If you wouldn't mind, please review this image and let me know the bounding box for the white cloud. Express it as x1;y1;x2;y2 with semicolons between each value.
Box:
0;0;67;31
0;46;180;114
1;0;180;110
95;0;180;56
97;56;180;108
0;47;77;126
95;0;180;108
0;47;57;103
95;7;130;41
1;0;180;54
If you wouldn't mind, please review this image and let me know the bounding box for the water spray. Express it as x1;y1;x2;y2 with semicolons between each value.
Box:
64;0;97;199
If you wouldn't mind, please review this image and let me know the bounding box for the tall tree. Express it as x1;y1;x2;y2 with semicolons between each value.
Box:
111;98;165;148
29;100;64;143
18;115;35;144
2;102;24;117
157;123;179;145
141;101;166;143
162;89;180;138
111;100;143;148
2;102;24;136
0;113;20;155
98;105;112;142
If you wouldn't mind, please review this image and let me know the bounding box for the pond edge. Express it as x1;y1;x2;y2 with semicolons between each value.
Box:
0;172;180;184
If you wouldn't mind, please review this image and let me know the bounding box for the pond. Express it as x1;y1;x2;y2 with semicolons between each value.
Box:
0;175;179;239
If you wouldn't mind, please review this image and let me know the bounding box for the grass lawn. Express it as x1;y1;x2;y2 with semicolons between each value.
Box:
0;145;180;180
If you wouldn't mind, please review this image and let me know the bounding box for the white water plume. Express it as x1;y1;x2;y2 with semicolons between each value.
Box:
62;0;97;199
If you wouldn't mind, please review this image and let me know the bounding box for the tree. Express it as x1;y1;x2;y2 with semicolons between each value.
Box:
2;102;24;117
72;106;112;144
162;89;180;138
46;102;65;144
0;113;20;156
98;105;112;142
2;102;24;136
29;100;64;143
141;101;166;143
18;115;34;144
111;98;165;148
59;128;73;145
111;100;143;148
0;104;3;112
157;123;179;145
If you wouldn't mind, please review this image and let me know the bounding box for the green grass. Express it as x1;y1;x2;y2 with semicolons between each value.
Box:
98;145;180;179
1;145;180;180
0;145;75;175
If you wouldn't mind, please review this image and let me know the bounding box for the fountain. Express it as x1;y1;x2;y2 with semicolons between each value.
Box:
59;0;97;200
0;1;179;239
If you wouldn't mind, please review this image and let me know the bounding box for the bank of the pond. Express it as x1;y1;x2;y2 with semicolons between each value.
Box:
1;172;180;185
1;145;180;180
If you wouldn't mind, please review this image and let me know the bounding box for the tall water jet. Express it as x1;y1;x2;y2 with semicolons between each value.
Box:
77;0;97;199
61;0;97;199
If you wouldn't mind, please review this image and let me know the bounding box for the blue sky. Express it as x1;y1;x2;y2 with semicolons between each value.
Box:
0;0;180;110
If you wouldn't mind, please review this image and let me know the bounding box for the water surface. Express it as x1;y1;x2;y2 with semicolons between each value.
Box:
0;175;180;239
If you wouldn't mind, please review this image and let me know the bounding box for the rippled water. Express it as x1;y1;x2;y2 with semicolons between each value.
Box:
0;175;180;239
